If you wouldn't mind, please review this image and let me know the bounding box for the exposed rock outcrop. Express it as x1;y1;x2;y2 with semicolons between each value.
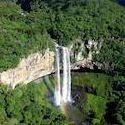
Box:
0;49;54;89
70;39;102;70
0;39;103;88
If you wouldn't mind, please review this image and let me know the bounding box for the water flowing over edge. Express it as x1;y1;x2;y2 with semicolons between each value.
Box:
54;46;72;106
54;47;61;106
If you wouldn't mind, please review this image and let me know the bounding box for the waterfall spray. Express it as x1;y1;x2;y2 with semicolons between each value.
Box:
54;46;72;106
67;48;72;102
54;47;61;106
62;47;72;102
62;47;68;102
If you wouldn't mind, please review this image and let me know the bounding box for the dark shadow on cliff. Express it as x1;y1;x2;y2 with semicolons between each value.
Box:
71;67;104;74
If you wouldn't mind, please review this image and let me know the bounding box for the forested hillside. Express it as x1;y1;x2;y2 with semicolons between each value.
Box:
0;1;54;72
0;0;125;125
0;0;125;72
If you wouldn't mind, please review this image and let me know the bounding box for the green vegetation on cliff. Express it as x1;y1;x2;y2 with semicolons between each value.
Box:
94;40;125;74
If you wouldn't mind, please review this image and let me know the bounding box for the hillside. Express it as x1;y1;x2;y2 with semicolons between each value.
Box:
0;1;125;125
0;0;125;73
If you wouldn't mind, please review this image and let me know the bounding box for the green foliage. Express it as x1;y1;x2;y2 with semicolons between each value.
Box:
39;0;125;45
1;0;125;72
93;40;125;74
72;72;112;124
103;74;125;125
85;93;107;125
0;1;55;72
71;72;125;124
0;82;68;125
72;72;111;98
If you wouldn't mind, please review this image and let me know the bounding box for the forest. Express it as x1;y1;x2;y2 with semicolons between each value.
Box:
0;0;125;72
0;0;125;125
0;82;68;125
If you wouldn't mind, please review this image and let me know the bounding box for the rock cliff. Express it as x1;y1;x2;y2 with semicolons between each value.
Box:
0;40;103;88
70;39;102;70
0;49;55;89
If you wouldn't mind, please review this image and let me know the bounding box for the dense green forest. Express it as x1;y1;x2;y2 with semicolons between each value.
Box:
0;72;125;125
0;0;125;125
72;72;125;125
0;81;68;125
0;1;55;72
0;0;125;72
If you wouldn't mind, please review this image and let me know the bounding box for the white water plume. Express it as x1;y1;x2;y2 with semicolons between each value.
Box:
54;47;61;106
54;46;72;106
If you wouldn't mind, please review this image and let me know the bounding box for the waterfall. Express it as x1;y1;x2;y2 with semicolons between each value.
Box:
62;47;72;102
66;48;71;102
54;47;61;106
54;46;72;106
62;47;68;102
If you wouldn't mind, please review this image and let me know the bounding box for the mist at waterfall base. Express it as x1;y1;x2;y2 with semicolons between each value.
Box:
54;46;72;106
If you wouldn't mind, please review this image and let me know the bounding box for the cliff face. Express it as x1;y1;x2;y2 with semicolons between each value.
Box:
70;39;102;70
0;49;55;89
0;40;103;88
